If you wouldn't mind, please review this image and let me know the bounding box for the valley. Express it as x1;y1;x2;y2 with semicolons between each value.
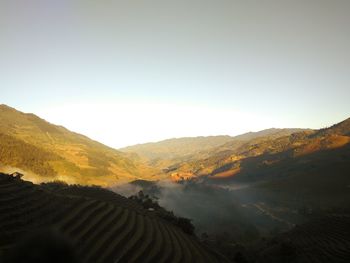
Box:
2;0;350;261
1;105;350;262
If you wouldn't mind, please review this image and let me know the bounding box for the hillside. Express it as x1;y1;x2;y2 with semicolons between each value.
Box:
120;136;234;160
167;118;350;182
0;105;159;186
255;214;350;263
120;129;305;171
0;173;228;262
312;117;350;137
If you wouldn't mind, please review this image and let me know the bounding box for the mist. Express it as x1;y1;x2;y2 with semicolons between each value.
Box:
111;179;295;242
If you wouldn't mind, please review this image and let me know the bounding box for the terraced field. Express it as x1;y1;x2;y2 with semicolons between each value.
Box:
259;214;350;263
287;215;350;262
0;173;228;262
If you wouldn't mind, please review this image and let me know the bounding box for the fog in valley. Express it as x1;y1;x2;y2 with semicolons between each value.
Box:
112;179;305;243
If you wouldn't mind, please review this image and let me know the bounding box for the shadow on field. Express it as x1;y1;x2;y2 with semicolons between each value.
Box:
4;228;80;263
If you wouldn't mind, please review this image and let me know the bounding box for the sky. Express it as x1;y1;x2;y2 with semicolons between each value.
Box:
1;0;350;148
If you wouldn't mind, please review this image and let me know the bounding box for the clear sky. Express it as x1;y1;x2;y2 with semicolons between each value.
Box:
1;1;350;148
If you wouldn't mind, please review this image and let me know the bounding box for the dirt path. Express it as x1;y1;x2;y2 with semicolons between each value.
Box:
253;203;294;228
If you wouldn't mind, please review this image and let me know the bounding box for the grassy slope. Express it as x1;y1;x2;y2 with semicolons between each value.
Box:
0;105;159;186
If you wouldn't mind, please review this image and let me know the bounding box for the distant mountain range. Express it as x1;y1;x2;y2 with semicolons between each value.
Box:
158;118;350;183
121;128;310;173
1;104;349;190
121;129;307;160
0;104;158;186
120;128;307;169
121;135;234;160
123;115;350;202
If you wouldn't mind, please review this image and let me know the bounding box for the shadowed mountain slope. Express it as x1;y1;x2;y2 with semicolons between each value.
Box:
0;105;158;186
0;173;228;263
256;214;350;263
167;118;350;183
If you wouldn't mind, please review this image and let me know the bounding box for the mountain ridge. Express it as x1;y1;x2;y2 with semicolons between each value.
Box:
120;128;307;161
163;117;350;182
2;104;349;188
0;104;159;186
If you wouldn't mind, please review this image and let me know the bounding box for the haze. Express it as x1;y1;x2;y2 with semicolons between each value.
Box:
1;0;350;148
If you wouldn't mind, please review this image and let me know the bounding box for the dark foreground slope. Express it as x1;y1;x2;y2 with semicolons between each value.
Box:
255;214;350;263
203;213;350;263
0;173;228;263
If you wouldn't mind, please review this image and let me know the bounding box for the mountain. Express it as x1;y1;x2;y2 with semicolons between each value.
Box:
312;117;350;137
165;118;350;182
120;129;305;170
0;105;159;186
230;128;308;141
119;118;350;262
120;136;234;160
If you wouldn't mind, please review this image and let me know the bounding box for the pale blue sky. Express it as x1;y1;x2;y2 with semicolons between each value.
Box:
1;1;350;147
